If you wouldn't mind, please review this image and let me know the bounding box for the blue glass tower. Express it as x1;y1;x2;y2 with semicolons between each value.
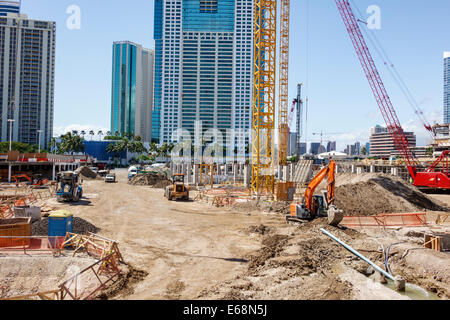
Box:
445;52;450;124
152;0;163;142
111;41;154;141
0;1;20;16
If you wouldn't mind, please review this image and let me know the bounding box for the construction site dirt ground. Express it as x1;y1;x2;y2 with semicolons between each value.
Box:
2;169;450;300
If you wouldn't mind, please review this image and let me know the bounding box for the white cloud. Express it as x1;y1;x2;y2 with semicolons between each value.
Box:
53;124;109;140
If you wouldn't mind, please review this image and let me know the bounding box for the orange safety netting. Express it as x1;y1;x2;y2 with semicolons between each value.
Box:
341;212;428;228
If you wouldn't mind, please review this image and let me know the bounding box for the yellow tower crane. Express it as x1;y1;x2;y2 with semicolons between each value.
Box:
278;0;290;166
252;0;277;196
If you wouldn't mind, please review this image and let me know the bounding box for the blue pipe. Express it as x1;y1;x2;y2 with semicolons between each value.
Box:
320;228;395;281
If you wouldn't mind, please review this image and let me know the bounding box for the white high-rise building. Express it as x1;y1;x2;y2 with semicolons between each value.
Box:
153;0;253;153
0;11;55;148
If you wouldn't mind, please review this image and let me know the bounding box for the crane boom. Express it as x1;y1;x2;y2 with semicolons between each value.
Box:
334;0;416;178
278;0;290;165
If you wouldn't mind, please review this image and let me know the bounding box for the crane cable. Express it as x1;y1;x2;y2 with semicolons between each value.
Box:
349;0;435;142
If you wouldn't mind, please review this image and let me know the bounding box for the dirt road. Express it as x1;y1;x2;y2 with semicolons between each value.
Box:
36;169;449;300
49;169;276;299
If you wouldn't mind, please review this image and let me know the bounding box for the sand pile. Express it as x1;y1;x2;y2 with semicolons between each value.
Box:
334;173;448;216
128;172;171;188
75;166;97;179
32;217;100;236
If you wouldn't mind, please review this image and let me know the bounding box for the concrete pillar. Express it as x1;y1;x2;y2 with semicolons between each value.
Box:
170;162;174;176
290;163;295;181
370;165;375;173
244;164;251;187
278;165;283;180
187;164;193;184
193;164;200;185
8;164;11;182
351;164;356;174
234;163;239;183
356;167;362;175
240;163;244;176
283;165;290;182
391;167;398;176
52;164;56;180
182;163;187;176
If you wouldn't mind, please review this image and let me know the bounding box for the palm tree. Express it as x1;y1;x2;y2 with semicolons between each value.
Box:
50;137;59;154
59;132;84;155
89;130;95;141
80;130;86;139
106;131;111;137
98;130;103;141
72;130;79;136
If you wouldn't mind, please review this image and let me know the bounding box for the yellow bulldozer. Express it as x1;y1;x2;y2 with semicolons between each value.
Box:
164;173;189;201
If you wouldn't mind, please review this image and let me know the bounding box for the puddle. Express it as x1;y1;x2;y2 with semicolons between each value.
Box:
368;274;440;300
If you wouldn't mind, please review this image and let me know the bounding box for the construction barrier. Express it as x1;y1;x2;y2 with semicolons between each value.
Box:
0;236;65;256
341;212;428;228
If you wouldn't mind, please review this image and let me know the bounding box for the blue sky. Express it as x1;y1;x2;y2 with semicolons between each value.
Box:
22;0;450;151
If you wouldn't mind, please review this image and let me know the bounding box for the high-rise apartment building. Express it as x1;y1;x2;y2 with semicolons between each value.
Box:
0;12;55;148
0;1;20;17
444;52;450;124
111;41;154;142
153;0;253;150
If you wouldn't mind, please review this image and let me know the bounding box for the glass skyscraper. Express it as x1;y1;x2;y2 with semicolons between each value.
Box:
111;41;154;141
153;0;253;150
444;52;450;124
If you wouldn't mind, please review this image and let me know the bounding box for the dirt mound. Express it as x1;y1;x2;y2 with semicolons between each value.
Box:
248;234;289;271
128;172;171;188
32;217;100;236
334;173;447;216
75;166;97;179
231;200;291;215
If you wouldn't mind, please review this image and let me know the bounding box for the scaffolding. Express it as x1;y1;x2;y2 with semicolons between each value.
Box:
278;0;290;166
252;0;277;196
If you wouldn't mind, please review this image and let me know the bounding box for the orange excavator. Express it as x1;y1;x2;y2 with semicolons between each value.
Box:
12;174;46;187
287;159;344;226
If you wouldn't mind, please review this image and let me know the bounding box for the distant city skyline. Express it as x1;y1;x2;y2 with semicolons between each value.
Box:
18;1;450;150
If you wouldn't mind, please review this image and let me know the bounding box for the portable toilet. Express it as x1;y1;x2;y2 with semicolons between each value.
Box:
48;210;73;237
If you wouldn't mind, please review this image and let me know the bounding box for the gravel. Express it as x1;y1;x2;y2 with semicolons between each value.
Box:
32;217;100;236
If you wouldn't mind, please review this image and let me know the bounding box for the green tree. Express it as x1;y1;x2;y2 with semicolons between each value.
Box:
360;146;367;156
59;132;85;155
0;141;44;153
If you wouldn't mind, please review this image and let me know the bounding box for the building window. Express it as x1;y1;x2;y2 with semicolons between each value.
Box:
200;0;218;13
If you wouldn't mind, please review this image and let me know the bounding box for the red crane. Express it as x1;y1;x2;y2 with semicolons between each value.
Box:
335;0;450;189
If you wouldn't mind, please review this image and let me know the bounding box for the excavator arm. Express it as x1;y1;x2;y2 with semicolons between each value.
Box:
304;159;336;212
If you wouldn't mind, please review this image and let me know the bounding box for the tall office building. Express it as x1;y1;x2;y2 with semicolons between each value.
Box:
444;52;450;124
326;141;336;152
111;41;154;142
369;125;416;157
310;143;321;155
0;1;20;17
153;0;253;150
0;12;55;148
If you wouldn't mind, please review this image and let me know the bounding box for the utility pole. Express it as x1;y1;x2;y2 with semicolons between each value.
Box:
8;119;15;151
37;130;43;153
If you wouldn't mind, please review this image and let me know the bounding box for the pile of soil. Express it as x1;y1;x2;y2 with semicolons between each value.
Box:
334;173;448;216
231;200;291;215
128;172;171;188
75;167;97;179
32;217;100;236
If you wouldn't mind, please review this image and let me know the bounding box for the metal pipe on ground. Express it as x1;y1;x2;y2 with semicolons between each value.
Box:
320;228;395;282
